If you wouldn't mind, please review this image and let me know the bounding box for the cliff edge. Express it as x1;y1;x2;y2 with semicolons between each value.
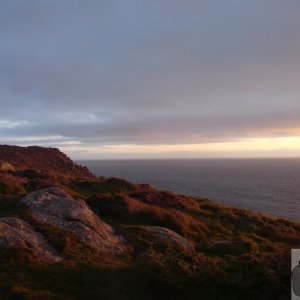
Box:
0;145;94;178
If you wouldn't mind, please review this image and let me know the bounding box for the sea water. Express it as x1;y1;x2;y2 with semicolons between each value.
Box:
78;159;300;221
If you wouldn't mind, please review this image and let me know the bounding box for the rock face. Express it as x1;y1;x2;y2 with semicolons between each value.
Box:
22;188;126;255
0;145;94;178
0;217;61;262
141;226;194;251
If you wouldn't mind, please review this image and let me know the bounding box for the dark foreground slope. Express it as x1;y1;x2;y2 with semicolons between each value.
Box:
0;146;299;300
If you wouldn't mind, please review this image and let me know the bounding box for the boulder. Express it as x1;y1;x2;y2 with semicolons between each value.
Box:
0;217;61;262
140;226;194;251
22;187;126;255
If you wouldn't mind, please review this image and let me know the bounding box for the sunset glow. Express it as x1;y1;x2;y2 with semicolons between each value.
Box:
61;136;300;159
1;1;300;159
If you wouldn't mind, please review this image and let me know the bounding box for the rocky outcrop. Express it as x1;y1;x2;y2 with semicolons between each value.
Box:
0;217;61;262
22;188;126;255
139;226;194;251
0;145;94;178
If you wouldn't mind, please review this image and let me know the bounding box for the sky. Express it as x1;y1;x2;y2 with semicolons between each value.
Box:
1;0;300;159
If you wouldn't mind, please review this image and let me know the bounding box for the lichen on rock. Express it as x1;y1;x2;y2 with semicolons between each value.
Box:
0;217;62;262
22;187;126;255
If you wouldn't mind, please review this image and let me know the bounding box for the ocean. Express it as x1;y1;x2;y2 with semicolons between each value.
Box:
78;159;300;221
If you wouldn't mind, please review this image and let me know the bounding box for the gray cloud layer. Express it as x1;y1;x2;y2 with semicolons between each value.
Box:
1;0;300;153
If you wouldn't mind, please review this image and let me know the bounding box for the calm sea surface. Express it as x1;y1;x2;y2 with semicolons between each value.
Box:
78;159;300;221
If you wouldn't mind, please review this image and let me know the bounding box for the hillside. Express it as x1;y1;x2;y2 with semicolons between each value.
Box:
0;145;298;300
0;145;94;178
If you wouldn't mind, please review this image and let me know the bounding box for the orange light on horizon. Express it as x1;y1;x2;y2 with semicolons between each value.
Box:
62;136;300;159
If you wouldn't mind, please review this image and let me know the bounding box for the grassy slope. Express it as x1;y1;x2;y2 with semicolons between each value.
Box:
0;172;298;300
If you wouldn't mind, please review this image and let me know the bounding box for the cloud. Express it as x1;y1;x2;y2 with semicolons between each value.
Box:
1;1;300;157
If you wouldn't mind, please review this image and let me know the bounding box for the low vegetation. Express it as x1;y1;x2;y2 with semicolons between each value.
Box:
0;146;298;299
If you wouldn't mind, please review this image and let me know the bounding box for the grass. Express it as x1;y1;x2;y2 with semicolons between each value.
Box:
0;174;298;299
